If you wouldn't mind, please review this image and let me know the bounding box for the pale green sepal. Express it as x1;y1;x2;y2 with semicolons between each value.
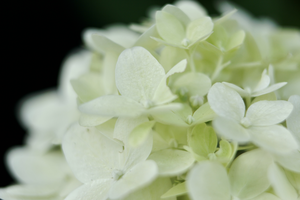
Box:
187;161;231;200
208;83;245;121
151;36;186;49
156;11;185;45
147;103;183;117
268;163;298;200
162;4;190;26
79;95;144;117
252;82;287;97
253;69;270;92
175;0;207;20
152;78;178;105
134;25;160;50
102;51;119;95
65;179;112;200
193;102;216;124
96;119;117;141
91;34;125;54
214;9;237;25
71;72;103;103
246;100;294;126
115;46;165;102
79;113;112;127
229;149;273;200
129;121;156;147
250;193;282;200
216;140;232;161
188;123;217;158
151;109;189;127
165;59;187;78
161;182;187;198
186;17;214;46
273;150;300;173
249;125;299;154
252;92;277;104
173;72;211;97
287;95;300;144
226;30;246;52
183;145;207;162
222;82;249;97
148;149;195;176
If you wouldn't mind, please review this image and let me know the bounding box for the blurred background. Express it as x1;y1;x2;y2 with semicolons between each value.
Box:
2;0;300;187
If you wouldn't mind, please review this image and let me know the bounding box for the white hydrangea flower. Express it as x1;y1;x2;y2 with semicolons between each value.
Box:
208;82;298;154
78;46;186;118
62;117;158;200
187;149;275;200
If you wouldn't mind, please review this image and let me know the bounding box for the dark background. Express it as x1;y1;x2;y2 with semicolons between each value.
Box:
2;0;300;187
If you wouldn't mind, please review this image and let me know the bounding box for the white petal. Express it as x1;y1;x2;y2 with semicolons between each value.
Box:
62;123;123;183
273;150;300;173
193;102;216;124
246;100;294;126
250;193;281;200
151;110;188;127
6;147;66;184
102;51;119;95
156;11;186;46
58;50;91;102
165;59;187;78
249;125;299;154
147;103;183;115
268;163;298;200
79;95;144;117
109;160;158;199
175;0;207;20
229;149;273;200
173;72;211;96
208;83;245;121
129;121;156;147
222;82;249;97
161;182;187;198
114;118;153;171
79;113;112;127
252;82;287;97
65;179;112;200
134;25;160;50
287;95;300;144
213;116;250;142
151;78;177;105
123;178;175;200
162;4;191;26
148;149;195;176
253;69;270;92
5;184;60;197
186;161;231;200
115;47;165;102
186;17;214;46
91;34;125;54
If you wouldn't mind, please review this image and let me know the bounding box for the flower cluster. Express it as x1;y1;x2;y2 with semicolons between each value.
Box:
1;1;300;200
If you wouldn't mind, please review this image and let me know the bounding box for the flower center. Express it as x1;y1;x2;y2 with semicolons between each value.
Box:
181;38;190;46
186;115;195;125
240;117;251;128
112;169;124;180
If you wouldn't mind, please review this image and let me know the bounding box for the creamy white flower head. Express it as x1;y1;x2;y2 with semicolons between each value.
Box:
19;50;90;150
187;149;274;200
62;117;158;200
208;82;298;154
152;4;213;49
79;46;187;118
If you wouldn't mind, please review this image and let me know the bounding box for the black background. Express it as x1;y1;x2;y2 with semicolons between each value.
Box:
2;0;300;187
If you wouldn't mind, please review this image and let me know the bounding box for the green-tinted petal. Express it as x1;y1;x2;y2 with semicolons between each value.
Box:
186;17;213;46
229;149;273;200
161;182;187;198
188;123;217;157
129;121;156;147
156;11;186;46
